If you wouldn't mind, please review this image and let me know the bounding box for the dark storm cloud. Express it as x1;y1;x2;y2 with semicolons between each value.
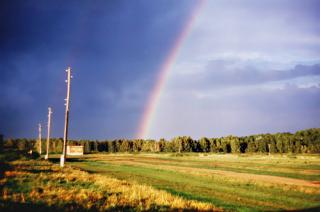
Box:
0;0;197;139
1;0;319;139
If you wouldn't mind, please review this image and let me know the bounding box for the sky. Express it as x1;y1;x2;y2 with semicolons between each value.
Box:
1;0;320;140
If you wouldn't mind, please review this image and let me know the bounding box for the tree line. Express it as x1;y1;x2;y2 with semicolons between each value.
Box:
2;128;320;154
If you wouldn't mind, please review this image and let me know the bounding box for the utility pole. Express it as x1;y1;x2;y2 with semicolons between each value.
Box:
38;123;42;155
60;67;72;167
45;107;52;160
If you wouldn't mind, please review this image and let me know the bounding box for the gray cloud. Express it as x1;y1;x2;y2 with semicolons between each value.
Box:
170;62;320;90
206;61;320;85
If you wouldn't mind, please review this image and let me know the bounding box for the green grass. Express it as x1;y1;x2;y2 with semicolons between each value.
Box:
69;153;320;211
94;155;320;181
72;160;318;211
2;152;320;211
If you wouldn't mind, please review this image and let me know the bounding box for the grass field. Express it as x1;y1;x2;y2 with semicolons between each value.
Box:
0;153;216;211
1;152;320;211
70;153;320;211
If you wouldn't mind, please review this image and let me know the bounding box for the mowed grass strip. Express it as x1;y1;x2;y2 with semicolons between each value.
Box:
72;158;320;211
93;155;320;181
85;154;320;181
0;159;220;211
90;159;320;190
73;161;259;211
138;154;317;179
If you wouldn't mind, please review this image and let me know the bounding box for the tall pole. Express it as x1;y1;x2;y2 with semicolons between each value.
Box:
45;107;52;160
60;67;72;167
38;123;42;155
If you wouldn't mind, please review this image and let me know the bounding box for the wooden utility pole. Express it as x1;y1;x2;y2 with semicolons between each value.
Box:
60;67;72;167
45;107;52;160
38;123;42;155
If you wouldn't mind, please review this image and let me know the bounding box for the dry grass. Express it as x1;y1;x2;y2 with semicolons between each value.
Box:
0;159;221;211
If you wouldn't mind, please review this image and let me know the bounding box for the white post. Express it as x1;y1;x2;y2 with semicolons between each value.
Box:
38;123;42;155
45;107;52;160
61;67;72;167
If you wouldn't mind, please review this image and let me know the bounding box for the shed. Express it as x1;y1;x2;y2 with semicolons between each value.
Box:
67;145;84;156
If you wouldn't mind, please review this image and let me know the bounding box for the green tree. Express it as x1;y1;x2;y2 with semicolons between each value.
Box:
184;136;193;152
133;139;143;152
246;136;257;153
172;137;182;153
108;140;117;153
199;137;210;152
229;136;240;153
255;136;267;153
120;140;130;152
164;141;174;152
221;138;231;153
209;138;218;152
158;138;166;152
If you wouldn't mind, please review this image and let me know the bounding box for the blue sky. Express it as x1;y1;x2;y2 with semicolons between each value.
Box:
1;0;319;140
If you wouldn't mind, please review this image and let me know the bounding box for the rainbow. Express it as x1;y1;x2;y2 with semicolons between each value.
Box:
136;1;206;139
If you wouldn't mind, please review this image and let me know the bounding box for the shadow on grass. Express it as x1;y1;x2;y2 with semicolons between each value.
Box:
161;187;320;212
48;158;86;164
290;206;320;212
0;201;197;212
0;164;54;175
21;168;54;174
0;201;64;212
0;150;38;162
0;201;119;212
0;162;12;178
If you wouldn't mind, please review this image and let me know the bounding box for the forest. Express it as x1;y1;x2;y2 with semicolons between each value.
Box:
2;128;320;154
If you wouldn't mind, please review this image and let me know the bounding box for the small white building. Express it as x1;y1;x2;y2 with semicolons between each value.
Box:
67;145;84;156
